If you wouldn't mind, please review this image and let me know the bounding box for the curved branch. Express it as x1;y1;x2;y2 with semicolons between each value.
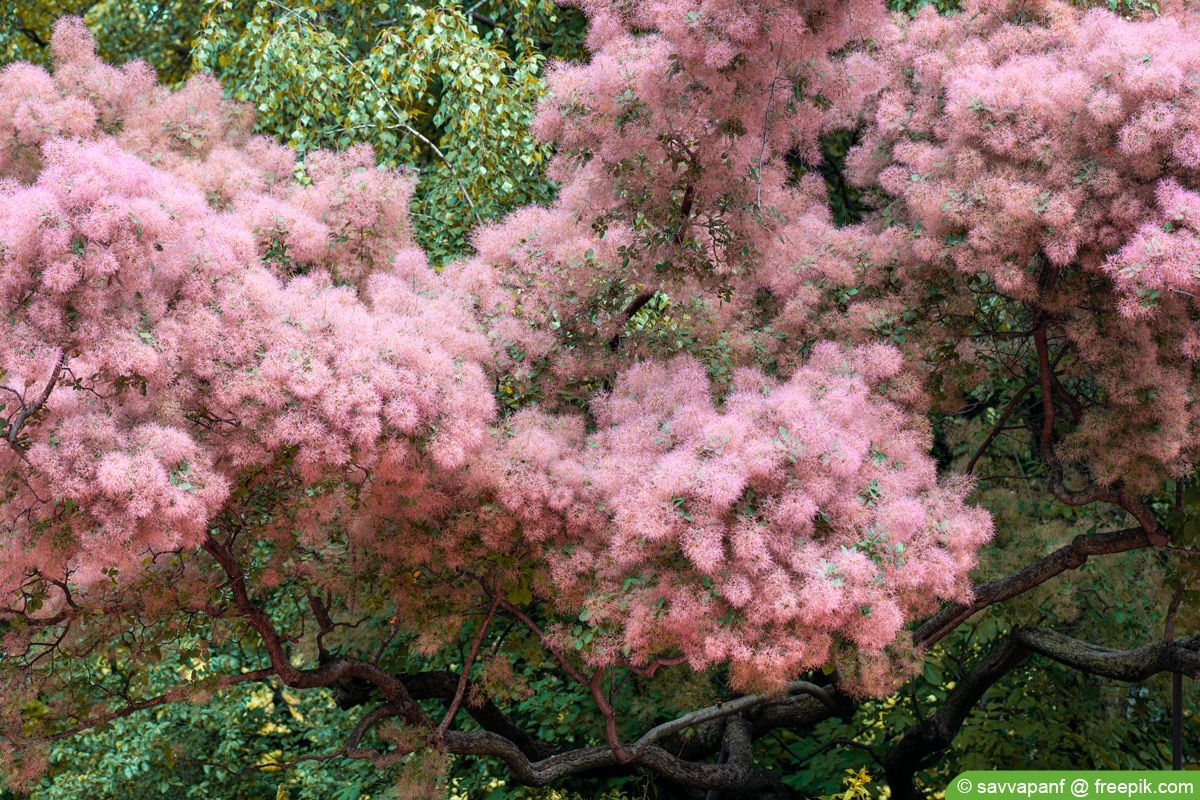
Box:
437;592;502;735
201;534;429;726
632;680;836;755
884;626;1200;800
914;526;1152;647
402;670;555;761
6;351;66;453
1020;627;1200;681
343;702;408;767
45;668;276;741
443;724;795;797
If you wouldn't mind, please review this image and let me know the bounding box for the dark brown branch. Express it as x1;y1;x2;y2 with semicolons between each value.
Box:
45;668;276;741
608;289;659;351
885;627;1200;800
1032;322;1154;529
402;671;555;761
675;182;696;243
437;592;501;735
1033;321;1057;458
305;588;335;661
469;10;497;28
1050;370;1083;424
497;600;588;684
883;633;1029;800
7;351;67;452
1166;581;1186;641
343;702;409;767
442;718;795;797
201;534;429;726
965;379;1036;475
13;20;48;48
914;526;1152;648
632;680;836;756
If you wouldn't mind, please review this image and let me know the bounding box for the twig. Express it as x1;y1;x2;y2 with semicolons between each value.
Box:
965;379;1036;474
755;42;787;210
779;733;883;767
7;351;67;453
438;592;502;735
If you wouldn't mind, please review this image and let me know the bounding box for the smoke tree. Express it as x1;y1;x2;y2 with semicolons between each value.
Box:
843;1;1200;794
2;2;1200;798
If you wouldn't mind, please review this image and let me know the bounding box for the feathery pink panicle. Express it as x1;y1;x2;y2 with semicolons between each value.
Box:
850;0;1200;493
466;0;895;387
439;0;1000;695
0;19;494;601
475;347;990;691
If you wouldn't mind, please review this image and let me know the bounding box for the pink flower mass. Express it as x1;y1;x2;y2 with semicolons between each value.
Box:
2;0;1198;787
0;10;993;701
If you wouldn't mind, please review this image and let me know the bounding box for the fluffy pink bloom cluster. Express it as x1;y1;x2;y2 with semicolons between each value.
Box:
850;0;1200;490
450;0;897;400
537;0;887;220
475;345;989;690
1;6;999;705
444;0;994;692
0;21;493;593
850;0;1200;296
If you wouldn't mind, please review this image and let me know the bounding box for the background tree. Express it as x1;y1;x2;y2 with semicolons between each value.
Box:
1;1;202;84
191;0;587;265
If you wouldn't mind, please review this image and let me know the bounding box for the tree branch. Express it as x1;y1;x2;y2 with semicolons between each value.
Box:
6;351;67;453
442;723;796;797
437;592;501;735
201;534;429;726
884;626;1200;800
632;681;836;755
966;379;1035;475
44;668;276;741
915;526;1152;648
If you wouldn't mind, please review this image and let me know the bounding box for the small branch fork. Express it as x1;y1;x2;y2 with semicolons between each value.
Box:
1027;306;1164;540
4;351;67;457
436;591;501;737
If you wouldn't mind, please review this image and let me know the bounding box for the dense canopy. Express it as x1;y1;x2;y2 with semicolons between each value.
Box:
0;2;1198;799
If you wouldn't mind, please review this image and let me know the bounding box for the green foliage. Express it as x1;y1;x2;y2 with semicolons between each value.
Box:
30;678;384;800
2;628;391;800
193;0;585;264
2;1;202;83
